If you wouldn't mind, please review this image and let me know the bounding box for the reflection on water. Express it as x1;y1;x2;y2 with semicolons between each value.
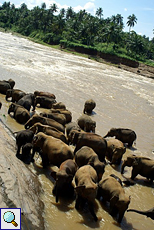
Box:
0;32;154;230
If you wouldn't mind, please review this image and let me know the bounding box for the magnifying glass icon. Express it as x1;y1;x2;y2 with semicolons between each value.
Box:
3;211;18;227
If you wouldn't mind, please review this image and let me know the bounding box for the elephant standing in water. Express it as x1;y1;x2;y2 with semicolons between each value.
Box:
127;207;154;220
8;103;30;124
83;99;96;114
5;89;26;102
77;114;96;133
104;128;137;147
0;79;15;94
121;154;154;182
97;175;131;223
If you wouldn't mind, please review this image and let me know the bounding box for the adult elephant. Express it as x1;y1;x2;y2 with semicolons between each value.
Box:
29;122;67;143
40;111;66;126
75;146;105;181
66;122;81;138
69;130;107;162
25;114;65;133
50;108;72;123
51;159;78;203
17;93;35;111
121;155;154;182
83;99;96;114
97;175;131;223
127;207;154;220
77;114;96;133
52;102;66;110
104;128;137;147
32;132;74;168
75;165;98;221
8;103;30;124
106;138;126;165
0;79;15;94
5;89;26;102
34;96;56;109
34;90;56;99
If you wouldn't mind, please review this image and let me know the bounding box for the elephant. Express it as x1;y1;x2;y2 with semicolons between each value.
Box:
29;122;67;143
0;101;2;109
106;138;126;165
104;128;137;147
127;207;154;220
75;146;105;181
8;103;30;124
17;93;35;111
97;175;131;223
24;114;65;133
16;143;34;164
32;132;74;168
40;111;66;126
75;165;98;221
50;108;72;123
83;99;96;114
0;79;15;94
51;159;78;203
34;96;56;109
69;130;107;162
14;129;34;156
52;102;66;110
34;90;56;99
5;89;26;102
77;114;96;133
65;122;81;138
121;155;154;182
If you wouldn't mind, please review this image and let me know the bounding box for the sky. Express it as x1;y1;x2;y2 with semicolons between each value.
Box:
0;0;154;39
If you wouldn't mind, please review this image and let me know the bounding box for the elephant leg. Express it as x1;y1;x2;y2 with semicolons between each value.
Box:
131;168;138;180
88;201;98;221
16;145;21;156
75;195;85;210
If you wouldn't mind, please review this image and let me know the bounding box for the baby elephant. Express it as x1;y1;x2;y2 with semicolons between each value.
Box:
83;99;96;114
77;114;96;133
75;165;98;221
97;175;131;223
104;128;137;147
121;155;154;182
52;159;78;203
75;146;105;181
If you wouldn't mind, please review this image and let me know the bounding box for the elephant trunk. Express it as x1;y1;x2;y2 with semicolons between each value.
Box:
121;160;128;174
127;209;148;216
103;133;108;138
55;184;59;203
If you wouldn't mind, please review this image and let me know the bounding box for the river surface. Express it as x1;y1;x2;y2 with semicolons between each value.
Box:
0;31;154;230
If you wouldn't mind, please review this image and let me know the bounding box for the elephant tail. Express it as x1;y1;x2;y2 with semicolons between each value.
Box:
127;209;147;216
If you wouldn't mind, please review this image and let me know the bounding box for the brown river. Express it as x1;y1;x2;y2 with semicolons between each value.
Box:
0;31;154;230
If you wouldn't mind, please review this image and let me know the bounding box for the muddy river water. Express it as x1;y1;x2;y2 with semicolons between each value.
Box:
0;31;154;230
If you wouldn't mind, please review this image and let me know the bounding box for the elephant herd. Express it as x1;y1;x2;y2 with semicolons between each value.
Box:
0;78;154;224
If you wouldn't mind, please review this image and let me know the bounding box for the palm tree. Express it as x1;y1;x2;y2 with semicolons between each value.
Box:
127;14;137;32
96;7;103;19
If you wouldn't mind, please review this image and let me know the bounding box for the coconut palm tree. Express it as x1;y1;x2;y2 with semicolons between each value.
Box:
127;14;137;32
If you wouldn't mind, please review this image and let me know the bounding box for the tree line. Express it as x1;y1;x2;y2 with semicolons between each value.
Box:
0;2;154;65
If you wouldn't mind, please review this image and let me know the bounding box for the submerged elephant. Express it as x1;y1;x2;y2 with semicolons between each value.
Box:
75;146;105;181
29;122;67;143
83;99;96;114
121;155;154;182
127;207;154;220
32;132;74;168
106;138;126;165
34;96;56;109
77;114;96;133
75;165;98;221
0;79;15;94
25;114;65;133
97;175;131;223
17;93;35;111
5;89;26;102
104;128;137;147
8;103;30;124
69;130;107;162
34;90;56;99
52;159;78;203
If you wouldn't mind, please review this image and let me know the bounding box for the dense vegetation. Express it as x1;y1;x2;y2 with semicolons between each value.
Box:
0;2;154;66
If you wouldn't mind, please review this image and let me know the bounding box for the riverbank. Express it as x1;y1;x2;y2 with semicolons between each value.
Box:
0;120;45;230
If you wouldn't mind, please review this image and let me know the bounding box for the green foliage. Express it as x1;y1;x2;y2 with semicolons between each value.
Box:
0;1;153;65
